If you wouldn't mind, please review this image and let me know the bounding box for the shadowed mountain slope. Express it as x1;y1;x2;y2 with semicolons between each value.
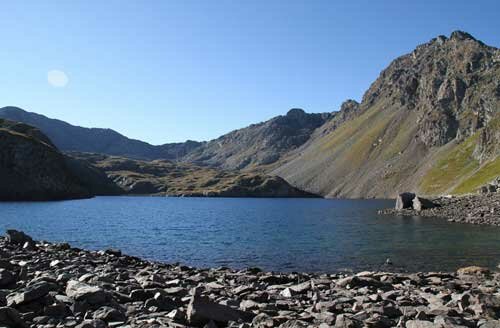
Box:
0;119;93;200
0;107;202;160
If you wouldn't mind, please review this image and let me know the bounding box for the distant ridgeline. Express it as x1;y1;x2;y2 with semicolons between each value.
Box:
1;31;499;199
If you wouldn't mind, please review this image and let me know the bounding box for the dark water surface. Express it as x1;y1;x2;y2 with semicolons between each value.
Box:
1;197;499;272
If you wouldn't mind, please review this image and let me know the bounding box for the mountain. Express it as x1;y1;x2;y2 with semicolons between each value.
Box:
0;106;332;171
71;152;317;197
0;106;202;160
2;31;498;199
274;31;500;198
0;119;92;200
183;108;332;170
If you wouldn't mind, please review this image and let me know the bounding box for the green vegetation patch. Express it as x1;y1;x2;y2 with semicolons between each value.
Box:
420;134;479;195
452;156;500;194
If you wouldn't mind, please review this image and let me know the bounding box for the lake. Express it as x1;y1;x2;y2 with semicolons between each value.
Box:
1;196;499;272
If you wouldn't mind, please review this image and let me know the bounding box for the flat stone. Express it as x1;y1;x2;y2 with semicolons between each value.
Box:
65;280;108;305
405;320;444;328
7;282;53;306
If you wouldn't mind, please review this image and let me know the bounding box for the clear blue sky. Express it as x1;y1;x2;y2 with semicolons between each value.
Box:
1;1;498;144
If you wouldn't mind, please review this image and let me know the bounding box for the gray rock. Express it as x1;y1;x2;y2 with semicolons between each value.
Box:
187;293;255;326
279;320;309;328
289;281;311;293
65;280;108;305
405;320;443;328
5;230;34;245
412;197;437;212
252;313;274;327
0;306;28;328
396;193;416;210
92;306;126;322
335;314;359;327
6;282;53;306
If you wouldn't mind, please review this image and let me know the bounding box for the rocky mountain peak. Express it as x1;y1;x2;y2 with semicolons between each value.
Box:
449;30;477;41
275;31;499;198
0;106;23;114
286;108;306;118
339;99;360;113
360;31;498;147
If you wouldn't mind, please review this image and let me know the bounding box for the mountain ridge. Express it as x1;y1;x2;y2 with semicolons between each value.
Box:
1;30;498;198
0;106;203;161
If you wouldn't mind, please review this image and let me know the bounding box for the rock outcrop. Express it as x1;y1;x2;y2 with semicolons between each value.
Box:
183;108;332;170
71;152;317;198
0;119;92;201
395;193;416;210
1;231;500;327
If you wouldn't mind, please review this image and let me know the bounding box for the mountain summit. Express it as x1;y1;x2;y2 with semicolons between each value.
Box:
275;31;500;197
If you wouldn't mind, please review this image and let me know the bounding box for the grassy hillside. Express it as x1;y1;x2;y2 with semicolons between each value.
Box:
419;135;480;194
71;153;316;198
275;31;500;198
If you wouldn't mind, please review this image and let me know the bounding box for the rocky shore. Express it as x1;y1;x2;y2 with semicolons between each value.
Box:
379;193;500;226
0;231;500;328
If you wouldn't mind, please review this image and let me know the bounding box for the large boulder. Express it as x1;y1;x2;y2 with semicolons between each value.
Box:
395;193;416;210
187;292;255;326
6;282;55;307
65;280;108;306
412;197;437;212
5;230;34;245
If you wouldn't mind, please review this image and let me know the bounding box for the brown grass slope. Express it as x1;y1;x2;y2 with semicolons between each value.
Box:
274;31;500;198
71;153;317;198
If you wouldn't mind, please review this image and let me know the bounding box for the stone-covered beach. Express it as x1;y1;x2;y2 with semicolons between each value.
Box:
0;230;499;328
379;193;500;227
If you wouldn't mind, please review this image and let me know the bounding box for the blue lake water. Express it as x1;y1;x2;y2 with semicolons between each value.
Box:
1;196;499;272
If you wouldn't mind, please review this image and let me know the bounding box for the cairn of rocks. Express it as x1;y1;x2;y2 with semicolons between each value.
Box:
0;230;500;327
380;193;500;226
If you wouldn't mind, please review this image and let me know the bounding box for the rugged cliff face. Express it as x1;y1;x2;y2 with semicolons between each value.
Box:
275;31;500;198
181;108;331;170
0;119;92;200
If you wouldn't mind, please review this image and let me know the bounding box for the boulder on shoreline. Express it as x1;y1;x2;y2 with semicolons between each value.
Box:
395;192;416;210
381;193;500;226
412;196;437;212
0;230;499;327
